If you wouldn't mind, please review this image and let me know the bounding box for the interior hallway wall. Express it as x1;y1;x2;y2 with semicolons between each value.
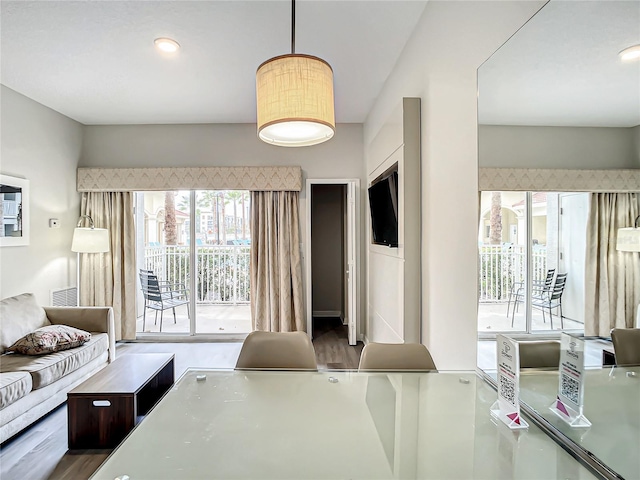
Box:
0;86;83;304
479;125;639;169
363;1;546;370
81;123;366;336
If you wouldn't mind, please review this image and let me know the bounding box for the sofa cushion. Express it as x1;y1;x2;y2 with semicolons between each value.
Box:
7;325;91;355
0;293;51;354
0;333;108;389
0;372;32;409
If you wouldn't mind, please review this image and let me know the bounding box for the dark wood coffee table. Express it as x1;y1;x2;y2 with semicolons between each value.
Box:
67;353;174;449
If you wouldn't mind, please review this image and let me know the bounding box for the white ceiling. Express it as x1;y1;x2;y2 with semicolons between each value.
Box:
4;1;638;128
0;1;427;125
479;0;640;128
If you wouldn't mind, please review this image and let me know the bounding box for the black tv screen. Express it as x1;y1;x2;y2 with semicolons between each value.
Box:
368;171;398;247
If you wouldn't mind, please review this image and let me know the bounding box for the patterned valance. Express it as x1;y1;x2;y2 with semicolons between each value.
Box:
77;166;302;192
479;168;640;192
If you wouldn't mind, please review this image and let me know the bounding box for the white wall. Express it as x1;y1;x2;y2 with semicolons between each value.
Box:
363;1;546;370
365;99;421;345
0;86;83;304
479;125;639;169
633;126;640;167
81;122;366;334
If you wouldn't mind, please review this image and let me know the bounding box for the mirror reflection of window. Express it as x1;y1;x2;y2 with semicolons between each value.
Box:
0;184;23;238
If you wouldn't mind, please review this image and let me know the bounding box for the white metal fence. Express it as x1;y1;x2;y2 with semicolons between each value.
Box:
478;245;547;302
144;245;250;305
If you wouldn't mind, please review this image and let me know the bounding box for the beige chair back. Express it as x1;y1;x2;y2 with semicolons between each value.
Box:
235;331;318;371
358;343;437;371
611;328;640;366
519;340;560;369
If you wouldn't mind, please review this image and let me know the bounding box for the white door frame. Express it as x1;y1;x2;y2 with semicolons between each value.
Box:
305;179;360;345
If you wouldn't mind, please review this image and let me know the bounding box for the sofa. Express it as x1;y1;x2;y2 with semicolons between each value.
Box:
0;293;116;443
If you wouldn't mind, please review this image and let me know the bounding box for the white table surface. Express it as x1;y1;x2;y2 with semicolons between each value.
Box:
516;366;640;480
92;370;598;480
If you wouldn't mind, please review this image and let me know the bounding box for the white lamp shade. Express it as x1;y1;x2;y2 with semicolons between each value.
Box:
616;227;640;252
71;227;110;253
256;54;335;147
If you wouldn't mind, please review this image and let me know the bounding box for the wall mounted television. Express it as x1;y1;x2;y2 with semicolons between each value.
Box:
368;170;399;247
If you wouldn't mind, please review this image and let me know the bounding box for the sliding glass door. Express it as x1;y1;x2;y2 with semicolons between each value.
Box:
135;190;251;337
478;191;586;335
193;190;251;334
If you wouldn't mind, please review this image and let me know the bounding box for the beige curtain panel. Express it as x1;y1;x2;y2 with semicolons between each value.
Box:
250;191;305;332
585;193;640;336
80;192;137;341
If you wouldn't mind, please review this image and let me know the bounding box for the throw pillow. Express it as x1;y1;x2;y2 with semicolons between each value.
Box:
0;293;51;353
7;325;91;355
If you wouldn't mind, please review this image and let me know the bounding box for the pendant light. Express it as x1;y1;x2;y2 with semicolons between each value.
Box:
256;0;335;147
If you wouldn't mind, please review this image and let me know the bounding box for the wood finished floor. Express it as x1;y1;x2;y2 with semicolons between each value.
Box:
0;320;362;480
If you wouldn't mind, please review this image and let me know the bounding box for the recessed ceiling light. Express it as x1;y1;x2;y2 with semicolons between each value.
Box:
154;38;180;53
619;44;640;62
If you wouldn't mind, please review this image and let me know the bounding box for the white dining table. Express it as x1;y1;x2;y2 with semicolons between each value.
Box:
91;369;598;480
514;366;640;480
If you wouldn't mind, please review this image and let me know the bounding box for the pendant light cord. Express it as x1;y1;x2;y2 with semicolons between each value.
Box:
291;0;296;54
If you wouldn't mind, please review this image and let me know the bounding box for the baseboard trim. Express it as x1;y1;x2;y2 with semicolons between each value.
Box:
312;310;343;318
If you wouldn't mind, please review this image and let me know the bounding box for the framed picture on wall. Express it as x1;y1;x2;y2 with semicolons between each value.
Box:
0;174;29;247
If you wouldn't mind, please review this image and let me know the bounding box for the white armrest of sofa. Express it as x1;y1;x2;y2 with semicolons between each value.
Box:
43;306;116;362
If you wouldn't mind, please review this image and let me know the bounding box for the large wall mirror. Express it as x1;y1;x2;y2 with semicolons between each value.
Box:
476;0;640;369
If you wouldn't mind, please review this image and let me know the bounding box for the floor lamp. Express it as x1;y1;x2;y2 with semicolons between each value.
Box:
71;215;109;306
617;214;640;327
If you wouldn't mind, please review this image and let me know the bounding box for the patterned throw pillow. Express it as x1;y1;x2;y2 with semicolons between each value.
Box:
7;325;91;355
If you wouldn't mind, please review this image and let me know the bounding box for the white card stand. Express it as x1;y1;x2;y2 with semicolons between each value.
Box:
490;400;529;430
549;396;591;428
491;335;529;430
549;334;591;428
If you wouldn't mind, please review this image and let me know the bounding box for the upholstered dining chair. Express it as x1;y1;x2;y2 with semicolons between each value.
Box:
235;331;318;371
611;328;640;366
358;343;437;371
518;340;560;369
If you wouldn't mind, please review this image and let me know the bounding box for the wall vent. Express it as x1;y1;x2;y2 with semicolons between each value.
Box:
50;287;78;307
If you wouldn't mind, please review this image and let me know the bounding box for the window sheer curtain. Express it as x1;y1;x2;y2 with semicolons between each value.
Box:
250;191;305;332
584;193;640;336
80;192;136;340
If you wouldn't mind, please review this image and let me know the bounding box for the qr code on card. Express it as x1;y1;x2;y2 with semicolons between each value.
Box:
499;376;516;404
561;373;580;404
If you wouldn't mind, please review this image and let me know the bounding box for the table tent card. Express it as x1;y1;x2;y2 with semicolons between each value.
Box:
491;334;529;430
549;334;591;428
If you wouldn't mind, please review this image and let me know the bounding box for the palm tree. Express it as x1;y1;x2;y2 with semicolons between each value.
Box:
241;191;249;240
490;191;502;245
218;191;229;245
226;191;243;241
164;191;177;245
197;191;218;244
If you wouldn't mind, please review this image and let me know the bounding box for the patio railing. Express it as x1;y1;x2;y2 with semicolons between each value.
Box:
478;245;547;303
144;245;250;305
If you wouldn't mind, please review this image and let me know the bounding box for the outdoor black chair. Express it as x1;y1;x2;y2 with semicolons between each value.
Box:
531;273;568;330
139;270;190;332
509;268;555;326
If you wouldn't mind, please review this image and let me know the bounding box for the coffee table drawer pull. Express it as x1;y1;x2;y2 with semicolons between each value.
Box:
93;400;112;407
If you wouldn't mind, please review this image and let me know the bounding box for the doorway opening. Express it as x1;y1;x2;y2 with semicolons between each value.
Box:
306;179;359;347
